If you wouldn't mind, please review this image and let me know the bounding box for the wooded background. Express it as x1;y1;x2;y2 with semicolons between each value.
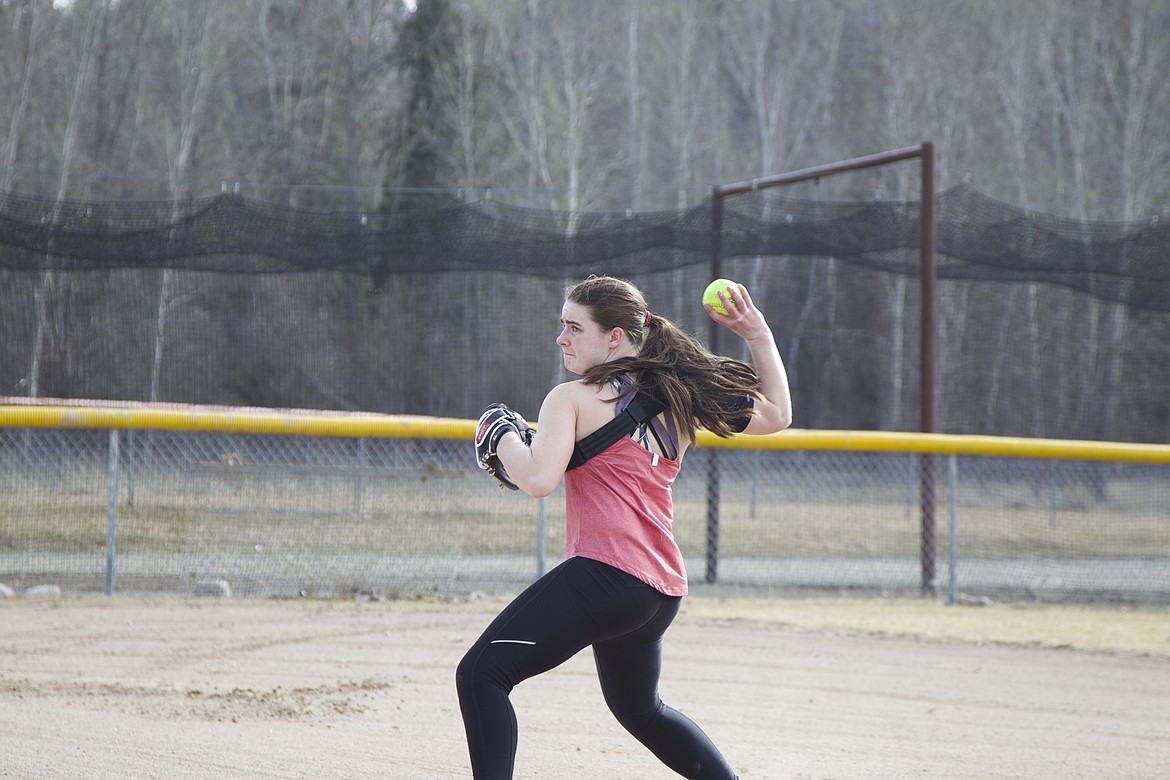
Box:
1;0;1168;443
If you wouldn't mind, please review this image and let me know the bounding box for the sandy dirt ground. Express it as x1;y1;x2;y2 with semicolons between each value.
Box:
1;595;1168;779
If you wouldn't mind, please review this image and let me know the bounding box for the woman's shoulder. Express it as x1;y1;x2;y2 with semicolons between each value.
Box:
547;378;587;400
547;379;624;438
543;379;597;415
549;378;618;401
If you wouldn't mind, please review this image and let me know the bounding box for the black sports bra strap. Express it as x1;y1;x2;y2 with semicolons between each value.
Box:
566;392;666;471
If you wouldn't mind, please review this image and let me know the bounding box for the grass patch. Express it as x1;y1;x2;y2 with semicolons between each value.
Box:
679;596;1170;657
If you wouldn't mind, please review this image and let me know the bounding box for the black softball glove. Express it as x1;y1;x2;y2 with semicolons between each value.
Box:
474;403;534;490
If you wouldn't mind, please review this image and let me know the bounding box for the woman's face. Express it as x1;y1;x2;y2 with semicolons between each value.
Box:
557;300;616;375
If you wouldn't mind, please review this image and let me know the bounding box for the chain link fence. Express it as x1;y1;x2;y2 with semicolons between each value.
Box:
2;419;1169;604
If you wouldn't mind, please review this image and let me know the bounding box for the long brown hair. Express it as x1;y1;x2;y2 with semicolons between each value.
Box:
565;275;761;440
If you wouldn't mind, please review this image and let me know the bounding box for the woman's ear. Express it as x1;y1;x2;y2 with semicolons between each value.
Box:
608;327;625;348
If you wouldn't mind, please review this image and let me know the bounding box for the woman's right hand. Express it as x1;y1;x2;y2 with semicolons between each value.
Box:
703;282;770;342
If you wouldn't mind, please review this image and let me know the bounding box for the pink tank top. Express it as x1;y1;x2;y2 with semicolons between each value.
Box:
563;436;687;596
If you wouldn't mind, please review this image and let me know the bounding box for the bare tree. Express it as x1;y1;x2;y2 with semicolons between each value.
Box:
1093;1;1170;438
1;0;52;193
720;1;846;409
983;2;1056;437
149;0;229;401
244;0;342;202
28;1;106;397
489;0;624;213
337;0;400;210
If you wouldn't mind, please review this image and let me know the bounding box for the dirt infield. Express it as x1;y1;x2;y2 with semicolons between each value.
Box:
1;595;1168;779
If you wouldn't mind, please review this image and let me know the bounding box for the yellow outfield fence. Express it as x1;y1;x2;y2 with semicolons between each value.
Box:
2;398;1169;604
7;399;1170;462
0;400;477;440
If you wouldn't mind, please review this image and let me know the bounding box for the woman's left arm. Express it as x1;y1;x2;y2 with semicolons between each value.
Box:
495;382;580;497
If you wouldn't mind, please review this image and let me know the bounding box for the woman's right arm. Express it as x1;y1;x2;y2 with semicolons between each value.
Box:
705;284;793;435
495;382;579;498
740;326;793;435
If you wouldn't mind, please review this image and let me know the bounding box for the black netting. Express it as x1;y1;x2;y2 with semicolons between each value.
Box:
2;186;1167;300
2;185;1168;442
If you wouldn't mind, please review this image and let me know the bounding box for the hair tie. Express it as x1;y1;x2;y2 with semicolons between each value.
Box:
644;310;653;326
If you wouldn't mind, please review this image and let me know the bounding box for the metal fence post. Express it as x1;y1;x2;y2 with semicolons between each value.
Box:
920;453;937;596
353;437;366;514
536;497;547;578
946;454;958;605
105;429;120;596
705;448;721;584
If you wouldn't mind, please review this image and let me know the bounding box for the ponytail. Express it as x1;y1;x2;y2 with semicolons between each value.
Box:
567;276;760;441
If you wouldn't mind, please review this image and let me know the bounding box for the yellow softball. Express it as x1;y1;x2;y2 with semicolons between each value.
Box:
702;278;740;316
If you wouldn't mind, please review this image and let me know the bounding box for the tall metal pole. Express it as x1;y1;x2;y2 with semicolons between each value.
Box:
706;195;725;584
105;429;119;596
919;142;937;596
919;141;937;436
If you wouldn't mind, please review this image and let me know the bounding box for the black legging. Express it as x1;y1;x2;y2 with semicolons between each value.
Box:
456;556;738;779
